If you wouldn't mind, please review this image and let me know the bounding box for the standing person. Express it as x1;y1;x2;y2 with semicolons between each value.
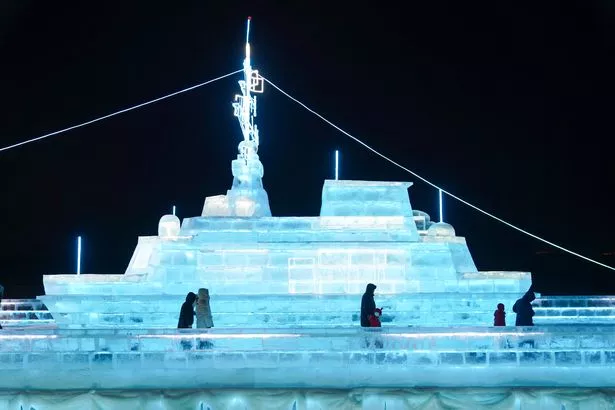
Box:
513;289;536;348
513;290;536;326
196;288;214;329
494;303;506;326
196;288;214;349
177;292;197;329
360;283;377;327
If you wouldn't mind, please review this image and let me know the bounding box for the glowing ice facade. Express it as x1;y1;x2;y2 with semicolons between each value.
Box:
39;177;538;328
38;18;537;329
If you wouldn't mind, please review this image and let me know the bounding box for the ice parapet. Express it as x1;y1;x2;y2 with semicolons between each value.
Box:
320;180;415;218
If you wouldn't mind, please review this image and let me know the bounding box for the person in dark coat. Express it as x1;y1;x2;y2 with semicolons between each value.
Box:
360;283;377;327
513;290;536;326
177;292;197;329
494;303;506;326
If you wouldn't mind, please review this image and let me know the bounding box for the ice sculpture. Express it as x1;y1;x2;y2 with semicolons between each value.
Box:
38;20;535;329
40;172;535;329
202;17;271;218
3;18;615;407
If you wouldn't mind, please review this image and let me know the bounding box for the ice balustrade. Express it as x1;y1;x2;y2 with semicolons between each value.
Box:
1;326;615;389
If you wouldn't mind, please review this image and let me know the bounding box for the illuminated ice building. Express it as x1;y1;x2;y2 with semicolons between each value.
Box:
2;18;615;410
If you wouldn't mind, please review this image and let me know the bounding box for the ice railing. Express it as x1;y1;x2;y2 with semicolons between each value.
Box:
180;216;417;235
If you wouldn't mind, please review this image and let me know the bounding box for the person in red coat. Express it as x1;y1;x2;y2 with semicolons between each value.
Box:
494;303;506;326
368;308;382;327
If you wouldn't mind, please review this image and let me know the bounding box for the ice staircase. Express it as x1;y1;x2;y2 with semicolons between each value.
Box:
0;299;54;328
533;296;615;325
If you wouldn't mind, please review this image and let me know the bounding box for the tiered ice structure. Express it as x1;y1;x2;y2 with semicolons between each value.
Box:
3;18;615;409
42;175;534;328
33;19;562;331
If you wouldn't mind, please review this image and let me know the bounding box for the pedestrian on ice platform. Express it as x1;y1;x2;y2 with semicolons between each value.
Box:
196;288;214;329
513;290;536;326
177;291;197;329
494;303;506;326
360;283;377;327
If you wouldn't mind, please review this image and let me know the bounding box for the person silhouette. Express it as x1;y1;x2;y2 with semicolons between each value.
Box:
177;292;197;329
494;303;506;326
360;283;377;327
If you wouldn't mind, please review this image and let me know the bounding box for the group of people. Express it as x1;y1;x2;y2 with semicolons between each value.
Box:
360;283;537;328
177;288;214;329
178;283;536;331
493;287;536;327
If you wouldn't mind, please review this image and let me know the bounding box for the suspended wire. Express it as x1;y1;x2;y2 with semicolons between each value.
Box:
0;69;243;153
262;74;615;272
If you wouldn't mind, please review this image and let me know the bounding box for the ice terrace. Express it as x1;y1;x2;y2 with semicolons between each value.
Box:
6;296;615;329
1;325;615;390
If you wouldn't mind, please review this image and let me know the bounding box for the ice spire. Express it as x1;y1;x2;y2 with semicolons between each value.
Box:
202;17;271;218
232;16;264;164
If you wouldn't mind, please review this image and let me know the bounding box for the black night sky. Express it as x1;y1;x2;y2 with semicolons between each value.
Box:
0;2;613;298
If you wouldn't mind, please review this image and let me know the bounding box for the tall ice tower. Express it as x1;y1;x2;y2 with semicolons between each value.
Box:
202;17;272;217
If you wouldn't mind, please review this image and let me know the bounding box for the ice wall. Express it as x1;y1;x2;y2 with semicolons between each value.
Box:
2;326;615;390
118;218;479;295
41;287;531;328
119;181;480;293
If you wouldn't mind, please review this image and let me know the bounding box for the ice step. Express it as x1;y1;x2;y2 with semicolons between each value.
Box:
533;296;615;325
0;299;52;327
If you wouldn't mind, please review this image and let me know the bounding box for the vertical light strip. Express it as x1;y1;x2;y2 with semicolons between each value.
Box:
77;236;82;275
335;150;339;180
439;189;444;223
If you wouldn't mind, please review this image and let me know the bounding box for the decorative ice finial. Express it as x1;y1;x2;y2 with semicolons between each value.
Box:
232;16;264;164
201;17;271;218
